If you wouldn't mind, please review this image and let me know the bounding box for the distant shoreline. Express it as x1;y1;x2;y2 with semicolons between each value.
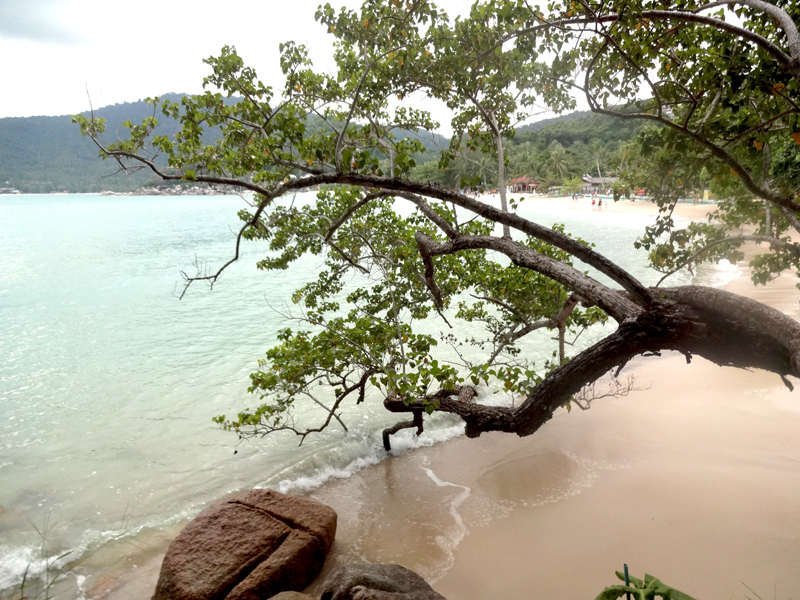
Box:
0;187;242;197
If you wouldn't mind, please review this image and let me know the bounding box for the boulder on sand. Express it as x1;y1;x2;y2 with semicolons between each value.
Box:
319;563;447;600
152;489;337;600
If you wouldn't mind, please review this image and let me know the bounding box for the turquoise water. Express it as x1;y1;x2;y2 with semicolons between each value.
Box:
0;193;718;594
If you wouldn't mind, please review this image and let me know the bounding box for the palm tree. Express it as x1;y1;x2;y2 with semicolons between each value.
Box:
544;141;570;181
589;139;605;178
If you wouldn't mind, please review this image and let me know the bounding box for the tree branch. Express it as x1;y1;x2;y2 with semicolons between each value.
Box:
655;234;800;286
419;233;641;322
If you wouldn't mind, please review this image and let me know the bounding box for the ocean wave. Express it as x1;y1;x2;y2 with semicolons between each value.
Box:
274;422;466;495
0;543;78;594
693;259;743;288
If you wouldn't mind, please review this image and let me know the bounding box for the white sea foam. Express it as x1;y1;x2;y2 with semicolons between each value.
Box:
694;258;743;288
75;574;87;600
0;543;78;593
275;454;382;495
274;422;466;495
420;467;471;582
0;546;35;592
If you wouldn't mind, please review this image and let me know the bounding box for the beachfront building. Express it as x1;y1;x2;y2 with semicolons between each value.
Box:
507;175;538;193
582;175;618;195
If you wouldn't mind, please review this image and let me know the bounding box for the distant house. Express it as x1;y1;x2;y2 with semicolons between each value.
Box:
582;175;618;194
507;175;538;193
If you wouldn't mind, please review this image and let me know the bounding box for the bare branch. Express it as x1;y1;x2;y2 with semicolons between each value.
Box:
382;406;424;451
572;375;650;410
656;234;800;286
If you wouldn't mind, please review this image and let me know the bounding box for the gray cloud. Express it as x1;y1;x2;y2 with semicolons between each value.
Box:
0;0;84;44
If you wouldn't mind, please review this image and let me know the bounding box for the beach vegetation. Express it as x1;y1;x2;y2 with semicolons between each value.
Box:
595;570;696;600
74;0;800;449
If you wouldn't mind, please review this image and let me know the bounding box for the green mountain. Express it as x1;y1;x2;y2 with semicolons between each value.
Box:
0;95;450;194
512;110;647;150
517;110;593;133
0;95;638;194
0;94;191;193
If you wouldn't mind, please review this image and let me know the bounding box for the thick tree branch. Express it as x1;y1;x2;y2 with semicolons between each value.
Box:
415;232;445;309
81;134;656;307
382;286;800;440
693;0;800;68
658;285;800;374
779;205;800;236
382;407;424;451
418;232;641;322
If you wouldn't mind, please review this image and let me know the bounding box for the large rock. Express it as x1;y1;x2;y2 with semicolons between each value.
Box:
319;563;447;600
152;489;337;600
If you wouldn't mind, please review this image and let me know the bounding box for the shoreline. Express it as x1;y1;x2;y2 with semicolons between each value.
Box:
299;245;800;599
21;195;800;600
0;189;242;198
517;192;716;221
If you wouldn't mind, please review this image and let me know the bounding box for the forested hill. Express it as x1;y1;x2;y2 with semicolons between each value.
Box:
517;110;591;132
0;94;189;193
513;110;647;149
0;96;639;194
0;95;449;194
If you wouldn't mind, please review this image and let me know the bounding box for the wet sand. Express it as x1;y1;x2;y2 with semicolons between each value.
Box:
89;201;800;599
303;242;800;599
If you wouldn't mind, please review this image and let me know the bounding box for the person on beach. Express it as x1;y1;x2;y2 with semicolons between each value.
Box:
591;197;596;209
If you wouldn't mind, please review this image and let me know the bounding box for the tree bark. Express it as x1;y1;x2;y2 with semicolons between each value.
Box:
383;285;800;444
490;111;512;239
89;142;800;449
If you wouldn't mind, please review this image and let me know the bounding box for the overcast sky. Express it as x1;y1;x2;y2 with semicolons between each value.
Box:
0;0;476;123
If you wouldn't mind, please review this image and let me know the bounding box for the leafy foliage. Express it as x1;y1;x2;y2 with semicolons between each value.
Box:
549;0;800;285
212;183;604;439
595;571;697;600
72;0;800;447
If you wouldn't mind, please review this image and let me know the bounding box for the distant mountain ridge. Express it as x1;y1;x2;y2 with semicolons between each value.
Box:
517;111;592;132
0;96;635;194
0;94;450;194
0;94;190;193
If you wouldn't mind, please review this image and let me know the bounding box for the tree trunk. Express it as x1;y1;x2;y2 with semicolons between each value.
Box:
490;111;511;239
383;285;800;445
86;143;800;445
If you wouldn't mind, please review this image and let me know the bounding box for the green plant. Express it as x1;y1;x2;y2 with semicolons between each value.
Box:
5;514;75;600
595;571;697;600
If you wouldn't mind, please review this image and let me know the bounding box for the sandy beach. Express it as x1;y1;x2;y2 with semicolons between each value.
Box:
519;193;717;222
88;196;800;600
304;197;800;599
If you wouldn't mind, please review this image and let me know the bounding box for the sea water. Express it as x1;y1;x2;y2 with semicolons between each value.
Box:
0;193;729;594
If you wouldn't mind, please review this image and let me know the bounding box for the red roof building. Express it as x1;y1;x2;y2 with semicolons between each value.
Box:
507;175;539;193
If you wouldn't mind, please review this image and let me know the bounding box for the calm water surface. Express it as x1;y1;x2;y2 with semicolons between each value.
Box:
0;193;714;593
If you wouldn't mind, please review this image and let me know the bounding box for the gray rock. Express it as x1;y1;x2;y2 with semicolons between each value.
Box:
152;489;337;600
319;563;447;600
268;593;316;600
